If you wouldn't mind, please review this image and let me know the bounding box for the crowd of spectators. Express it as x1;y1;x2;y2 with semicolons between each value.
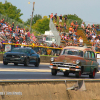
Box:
0;18;33;51
81;22;100;51
50;13;84;47
50;13;100;52
1;14;100;55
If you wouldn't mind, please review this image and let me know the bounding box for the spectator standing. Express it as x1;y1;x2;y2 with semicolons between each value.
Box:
74;21;79;30
8;39;12;43
15;40;19;47
81;22;85;29
50;13;53;21
54;13;57;23
79;36;83;45
11;36;16;43
64;22;67;30
96;25;100;31
25;31;27;41
71;21;74;27
92;33;96;40
21;40;26;48
64;15;67;23
59;24;63;32
27;30;30;42
92;24;95;30
69;26;73;37
56;24;59;30
59;14;63;24
12;22;14;30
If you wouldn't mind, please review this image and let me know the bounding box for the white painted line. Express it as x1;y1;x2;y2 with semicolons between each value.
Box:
0;68;100;73
0;68;51;72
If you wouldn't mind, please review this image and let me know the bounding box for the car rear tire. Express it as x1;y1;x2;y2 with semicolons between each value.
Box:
35;58;40;67
3;60;8;65
75;71;81;78
51;69;57;75
89;69;95;78
24;58;29;66
64;71;69;76
14;63;18;66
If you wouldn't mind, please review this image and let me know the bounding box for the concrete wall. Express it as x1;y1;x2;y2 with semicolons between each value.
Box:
0;54;3;61
0;54;51;63
0;80;100;100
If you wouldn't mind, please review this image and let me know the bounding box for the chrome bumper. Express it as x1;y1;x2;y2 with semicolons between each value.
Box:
49;65;81;72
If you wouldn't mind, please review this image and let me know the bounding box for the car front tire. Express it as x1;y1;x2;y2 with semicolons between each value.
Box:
14;63;18;66
75;71;81;78
24;58;29;66
51;69;57;75
3;60;8;65
35;58;40;67
64;71;69;76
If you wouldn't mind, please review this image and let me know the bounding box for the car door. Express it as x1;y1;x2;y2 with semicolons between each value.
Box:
29;49;37;63
84;51;91;72
90;51;98;71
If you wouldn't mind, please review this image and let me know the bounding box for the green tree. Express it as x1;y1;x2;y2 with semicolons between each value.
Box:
25;14;42;25
0;1;23;23
32;16;49;35
63;14;83;27
0;2;4;14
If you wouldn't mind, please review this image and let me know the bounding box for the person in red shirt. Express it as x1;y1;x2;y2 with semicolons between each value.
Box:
50;13;53;21
15;40;19;47
27;30;30;42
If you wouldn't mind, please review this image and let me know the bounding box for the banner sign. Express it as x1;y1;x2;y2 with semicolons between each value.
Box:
5;44;11;52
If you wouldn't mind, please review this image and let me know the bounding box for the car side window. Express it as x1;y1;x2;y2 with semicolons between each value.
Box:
91;51;95;58
30;49;36;54
84;51;91;58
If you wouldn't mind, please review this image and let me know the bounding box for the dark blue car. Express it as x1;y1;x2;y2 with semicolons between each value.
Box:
3;47;40;67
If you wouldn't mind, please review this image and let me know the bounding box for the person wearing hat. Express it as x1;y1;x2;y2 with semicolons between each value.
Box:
69;26;73;37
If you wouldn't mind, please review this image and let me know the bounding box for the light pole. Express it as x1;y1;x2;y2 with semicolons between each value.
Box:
28;1;35;33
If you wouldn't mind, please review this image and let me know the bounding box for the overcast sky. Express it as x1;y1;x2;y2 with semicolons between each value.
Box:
1;0;100;25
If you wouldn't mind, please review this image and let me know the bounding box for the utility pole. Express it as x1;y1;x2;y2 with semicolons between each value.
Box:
29;2;35;33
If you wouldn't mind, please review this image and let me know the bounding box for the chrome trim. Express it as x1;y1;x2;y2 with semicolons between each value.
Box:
49;66;81;72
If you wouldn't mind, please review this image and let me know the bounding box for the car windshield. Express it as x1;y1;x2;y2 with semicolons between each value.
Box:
61;49;83;57
46;37;55;42
11;48;30;54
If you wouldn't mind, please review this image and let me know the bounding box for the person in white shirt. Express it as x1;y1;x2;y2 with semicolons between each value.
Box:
81;22;85;29
21;40;26;48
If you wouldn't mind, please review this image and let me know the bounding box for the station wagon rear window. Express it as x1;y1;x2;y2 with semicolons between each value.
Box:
61;49;83;57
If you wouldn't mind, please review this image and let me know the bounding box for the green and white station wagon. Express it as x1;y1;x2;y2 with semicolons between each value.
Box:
49;46;99;78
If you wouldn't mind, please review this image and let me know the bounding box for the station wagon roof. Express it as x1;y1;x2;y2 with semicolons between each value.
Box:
63;46;92;51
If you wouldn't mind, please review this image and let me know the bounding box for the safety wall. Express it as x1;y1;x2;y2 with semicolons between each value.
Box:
0;80;100;100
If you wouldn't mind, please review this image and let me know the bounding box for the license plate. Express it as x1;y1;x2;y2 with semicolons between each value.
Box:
10;58;14;60
70;68;75;71
53;66;57;69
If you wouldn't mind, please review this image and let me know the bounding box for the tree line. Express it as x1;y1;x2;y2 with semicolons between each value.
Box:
0;1;83;35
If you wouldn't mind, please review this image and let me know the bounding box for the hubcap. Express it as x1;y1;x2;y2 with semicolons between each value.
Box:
79;71;81;76
93;70;95;77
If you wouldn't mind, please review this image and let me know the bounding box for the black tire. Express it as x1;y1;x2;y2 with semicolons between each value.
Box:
14;63;18;66
51;69;57;75
89;69;95;78
75;71;81;78
3;61;8;65
24;58;29;66
64;71;69;76
35;58;40;67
